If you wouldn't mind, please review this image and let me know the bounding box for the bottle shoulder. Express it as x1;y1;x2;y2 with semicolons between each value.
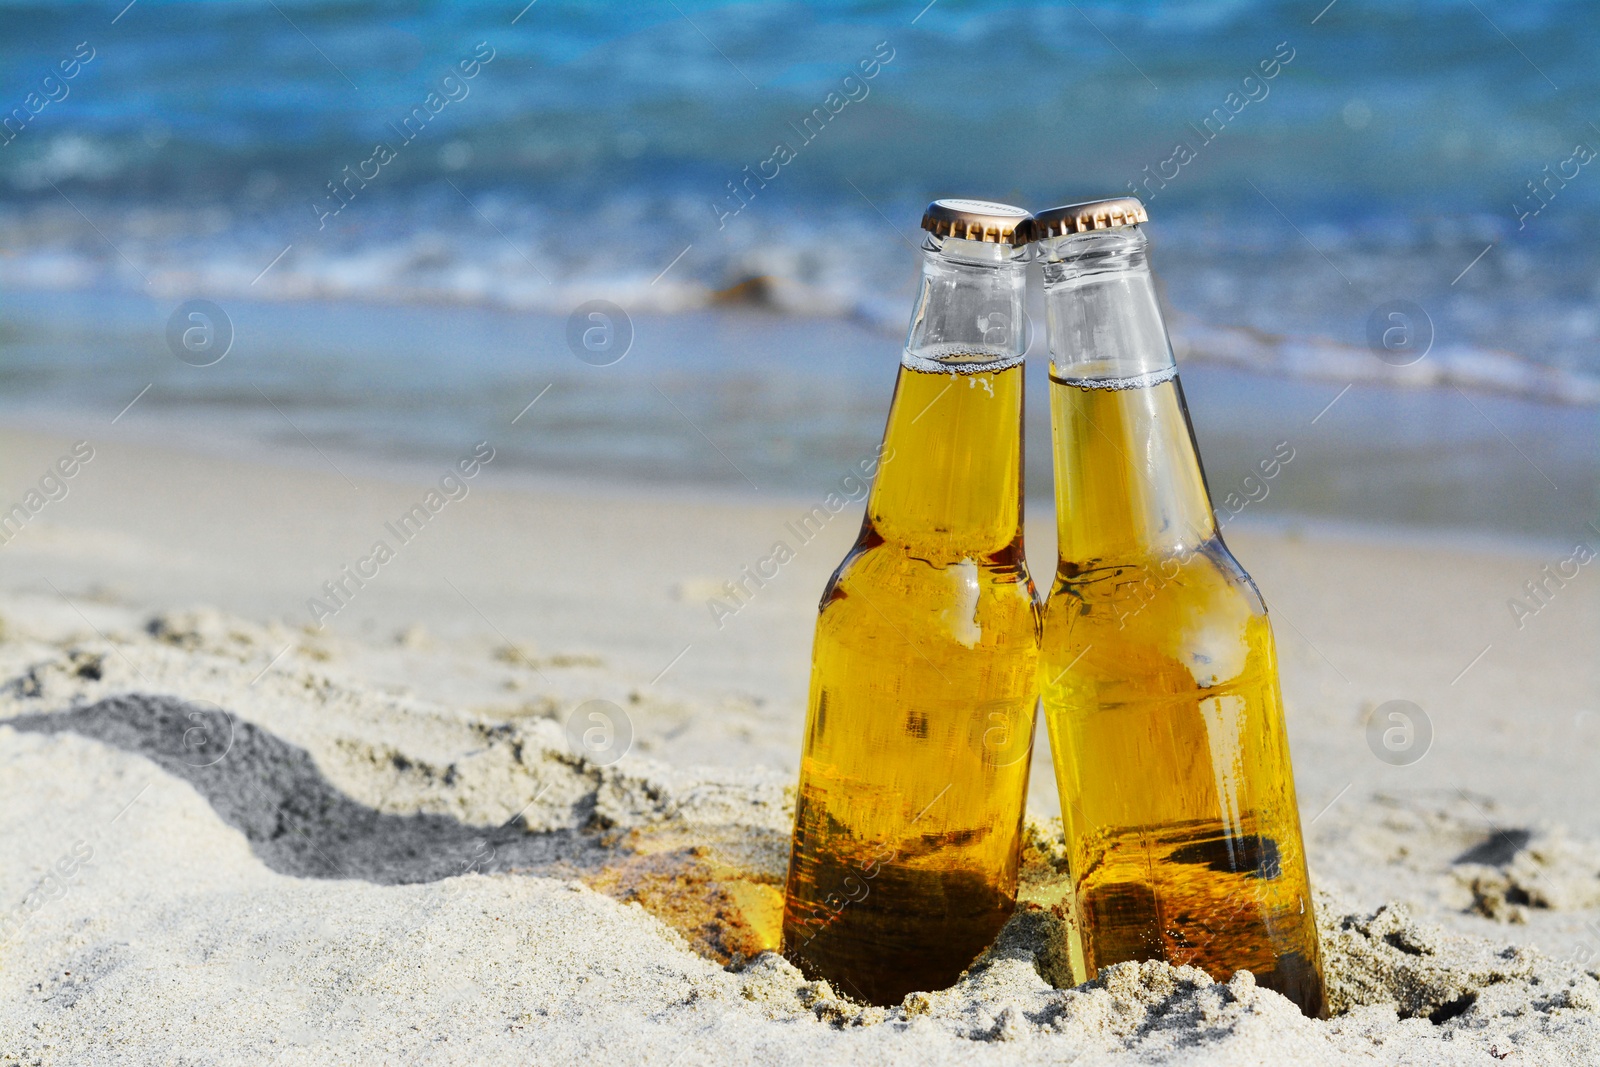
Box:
827;536;1037;595
1040;538;1274;678
1046;538;1261;610
818;537;1041;636
1044;585;1277;698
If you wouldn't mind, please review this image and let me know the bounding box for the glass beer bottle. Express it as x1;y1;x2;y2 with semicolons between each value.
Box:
1034;197;1325;1017
782;200;1041;1006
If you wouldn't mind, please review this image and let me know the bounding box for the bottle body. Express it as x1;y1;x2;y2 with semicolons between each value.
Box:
782;234;1040;1007
1037;224;1324;1016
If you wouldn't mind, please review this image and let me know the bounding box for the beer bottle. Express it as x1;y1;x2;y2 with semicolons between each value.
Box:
782;200;1041;1006
1034;197;1325;1017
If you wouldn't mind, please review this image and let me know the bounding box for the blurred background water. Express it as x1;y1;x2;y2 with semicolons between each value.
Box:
0;0;1595;539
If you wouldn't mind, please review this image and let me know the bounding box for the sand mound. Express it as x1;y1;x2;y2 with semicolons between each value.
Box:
1455;828;1600;921
1;600;1597;1064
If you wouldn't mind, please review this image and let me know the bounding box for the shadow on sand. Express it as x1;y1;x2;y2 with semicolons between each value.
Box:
5;694;611;884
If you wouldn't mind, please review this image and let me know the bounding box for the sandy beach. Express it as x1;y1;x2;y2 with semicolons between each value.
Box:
0;424;1596;1064
4;1;1600;1061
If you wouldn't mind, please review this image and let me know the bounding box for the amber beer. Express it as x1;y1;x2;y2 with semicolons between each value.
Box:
1034;198;1325;1017
782;200;1041;1006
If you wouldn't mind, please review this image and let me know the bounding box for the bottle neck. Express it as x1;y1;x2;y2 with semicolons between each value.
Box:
1040;227;1174;383
866;236;1029;559
1039;228;1216;565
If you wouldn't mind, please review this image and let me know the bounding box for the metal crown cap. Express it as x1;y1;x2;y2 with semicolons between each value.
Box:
920;198;1034;247
1033;196;1149;238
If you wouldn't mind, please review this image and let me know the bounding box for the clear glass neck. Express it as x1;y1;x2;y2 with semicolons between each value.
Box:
865;235;1030;560
1038;227;1174;384
904;235;1029;370
1038;226;1217;564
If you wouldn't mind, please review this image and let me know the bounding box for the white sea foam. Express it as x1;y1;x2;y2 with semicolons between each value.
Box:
0;194;1595;407
1172;318;1600;407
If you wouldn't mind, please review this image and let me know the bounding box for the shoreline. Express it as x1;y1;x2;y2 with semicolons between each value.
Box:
0;371;1593;556
0;288;1595;547
1;390;1592;564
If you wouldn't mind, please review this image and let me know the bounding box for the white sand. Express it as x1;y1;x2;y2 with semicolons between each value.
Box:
0;426;1596;1064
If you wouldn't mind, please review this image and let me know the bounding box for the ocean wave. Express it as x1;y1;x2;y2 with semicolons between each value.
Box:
1171;317;1600;407
0;188;1596;407
0;185;917;321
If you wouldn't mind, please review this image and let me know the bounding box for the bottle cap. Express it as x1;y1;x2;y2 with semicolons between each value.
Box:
1033;196;1149;238
920;199;1034;247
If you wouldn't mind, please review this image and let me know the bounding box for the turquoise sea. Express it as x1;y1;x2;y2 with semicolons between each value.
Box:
0;0;1595;538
